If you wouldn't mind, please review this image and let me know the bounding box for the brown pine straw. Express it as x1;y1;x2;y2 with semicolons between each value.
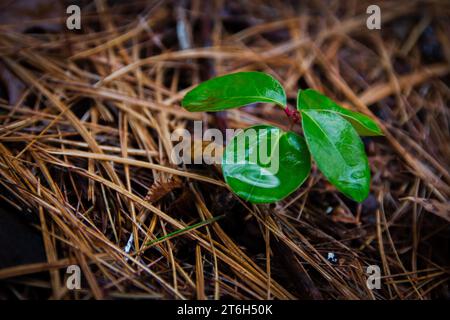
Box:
0;0;449;299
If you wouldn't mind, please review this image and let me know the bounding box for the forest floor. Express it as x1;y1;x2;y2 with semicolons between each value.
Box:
0;0;449;299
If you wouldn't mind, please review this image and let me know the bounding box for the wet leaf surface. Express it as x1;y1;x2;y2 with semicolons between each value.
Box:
182;72;286;112
222;124;310;203
301;110;370;202
298;89;383;136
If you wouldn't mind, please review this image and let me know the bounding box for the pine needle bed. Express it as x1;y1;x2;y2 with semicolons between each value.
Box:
0;0;449;299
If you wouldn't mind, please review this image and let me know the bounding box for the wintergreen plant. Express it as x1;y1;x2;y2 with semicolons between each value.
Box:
182;72;383;203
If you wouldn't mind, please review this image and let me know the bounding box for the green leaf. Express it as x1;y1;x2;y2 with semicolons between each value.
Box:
182;72;286;112
145;215;224;247
301;110;370;202
222;124;311;203
297;89;383;136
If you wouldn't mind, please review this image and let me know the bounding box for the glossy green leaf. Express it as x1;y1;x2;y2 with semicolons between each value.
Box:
182;72;286;112
297;89;383;136
301;110;370;202
222;125;310;203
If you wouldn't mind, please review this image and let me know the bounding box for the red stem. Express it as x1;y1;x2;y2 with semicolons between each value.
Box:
284;106;300;124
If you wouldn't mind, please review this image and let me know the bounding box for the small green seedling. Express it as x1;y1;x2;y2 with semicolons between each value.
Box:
182;72;383;203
